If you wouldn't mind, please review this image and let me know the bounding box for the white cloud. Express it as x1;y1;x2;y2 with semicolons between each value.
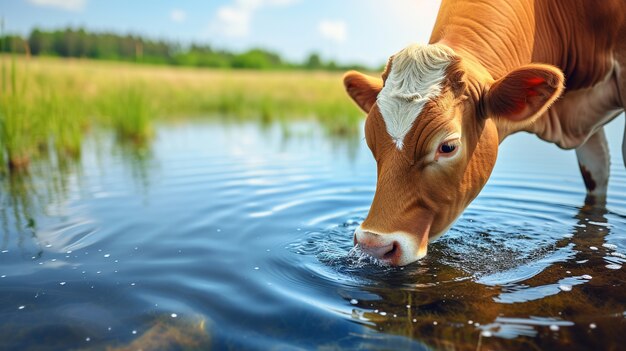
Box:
318;20;347;43
27;0;86;12
170;9;187;23
216;6;251;37
213;0;298;38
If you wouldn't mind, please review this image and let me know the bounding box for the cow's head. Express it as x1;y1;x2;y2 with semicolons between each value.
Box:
344;44;564;266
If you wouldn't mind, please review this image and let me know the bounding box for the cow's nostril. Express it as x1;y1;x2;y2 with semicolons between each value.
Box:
382;241;399;259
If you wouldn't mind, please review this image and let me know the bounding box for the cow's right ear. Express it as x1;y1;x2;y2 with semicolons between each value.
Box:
484;64;564;126
343;71;383;113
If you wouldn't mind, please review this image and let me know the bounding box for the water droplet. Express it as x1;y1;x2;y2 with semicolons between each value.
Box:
85;337;90;342
108;327;112;331
104;254;110;258
481;330;492;337
590;246;598;251
433;321;438;325
606;264;622;270
171;313;178;318
59;282;66;286
350;299;358;305
468;320;473;324
45;244;52;248
590;323;597;329
559;285;572;292
131;283;136;286
96;271;101;274
379;311;387;316
18;305;25;310
550;325;560;331
406;305;411;309
412;319;417;323
66;250;72;254
1;275;5;278
132;330;137;335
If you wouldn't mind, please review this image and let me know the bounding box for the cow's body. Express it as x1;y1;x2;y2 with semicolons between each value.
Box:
344;0;626;265
433;0;626;194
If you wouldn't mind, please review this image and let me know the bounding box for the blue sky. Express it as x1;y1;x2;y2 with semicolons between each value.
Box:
1;0;441;67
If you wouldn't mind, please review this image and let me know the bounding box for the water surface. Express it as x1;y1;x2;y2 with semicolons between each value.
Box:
1;118;625;350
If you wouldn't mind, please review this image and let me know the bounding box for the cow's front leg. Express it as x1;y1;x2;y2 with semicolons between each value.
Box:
576;128;609;201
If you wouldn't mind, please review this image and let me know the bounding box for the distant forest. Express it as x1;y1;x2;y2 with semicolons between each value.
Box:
0;27;372;71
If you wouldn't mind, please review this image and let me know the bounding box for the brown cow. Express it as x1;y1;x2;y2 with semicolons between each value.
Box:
344;0;626;266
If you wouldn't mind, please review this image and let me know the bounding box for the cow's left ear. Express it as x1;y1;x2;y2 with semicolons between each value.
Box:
343;71;383;113
485;64;564;124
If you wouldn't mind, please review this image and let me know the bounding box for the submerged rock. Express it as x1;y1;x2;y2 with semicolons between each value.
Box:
108;315;211;351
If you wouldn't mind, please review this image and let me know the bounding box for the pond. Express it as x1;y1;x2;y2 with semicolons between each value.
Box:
1;118;625;350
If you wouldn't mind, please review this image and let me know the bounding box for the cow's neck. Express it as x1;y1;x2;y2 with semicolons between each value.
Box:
430;0;538;79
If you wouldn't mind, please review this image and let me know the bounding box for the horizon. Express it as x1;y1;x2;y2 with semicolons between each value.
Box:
1;0;441;67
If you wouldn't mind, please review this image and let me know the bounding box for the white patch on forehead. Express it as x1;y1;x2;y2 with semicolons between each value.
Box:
377;44;455;149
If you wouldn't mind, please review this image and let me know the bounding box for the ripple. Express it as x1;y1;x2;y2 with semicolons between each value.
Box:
4;120;626;351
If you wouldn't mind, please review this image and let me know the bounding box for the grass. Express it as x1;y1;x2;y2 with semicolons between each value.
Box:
0;55;363;172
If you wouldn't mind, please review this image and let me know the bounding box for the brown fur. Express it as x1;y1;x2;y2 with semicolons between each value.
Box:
345;0;626;265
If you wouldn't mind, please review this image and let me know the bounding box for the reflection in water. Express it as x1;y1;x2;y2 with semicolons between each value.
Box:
342;203;626;351
0;153;81;257
112;137;156;201
1;119;626;350
0;131;153;253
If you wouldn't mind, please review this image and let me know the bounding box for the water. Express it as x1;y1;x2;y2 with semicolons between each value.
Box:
1;118;626;350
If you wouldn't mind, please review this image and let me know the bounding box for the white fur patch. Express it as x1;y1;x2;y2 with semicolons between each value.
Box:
377;44;455;149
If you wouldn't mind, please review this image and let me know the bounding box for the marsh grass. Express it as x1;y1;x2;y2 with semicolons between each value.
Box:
103;83;155;144
0;55;363;172
0;55;33;171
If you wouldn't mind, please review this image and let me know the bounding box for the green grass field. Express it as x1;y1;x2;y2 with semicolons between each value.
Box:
0;55;364;172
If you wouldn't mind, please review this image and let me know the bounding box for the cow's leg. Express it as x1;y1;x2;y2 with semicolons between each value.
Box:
576;128;609;200
617;48;626;168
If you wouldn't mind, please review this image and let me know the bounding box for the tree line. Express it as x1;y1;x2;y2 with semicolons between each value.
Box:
0;27;371;71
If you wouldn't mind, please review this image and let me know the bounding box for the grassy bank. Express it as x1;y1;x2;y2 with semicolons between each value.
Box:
0;55;363;172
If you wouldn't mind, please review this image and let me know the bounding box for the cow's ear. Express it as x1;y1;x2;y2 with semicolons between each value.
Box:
485;64;564;124
343;71;383;113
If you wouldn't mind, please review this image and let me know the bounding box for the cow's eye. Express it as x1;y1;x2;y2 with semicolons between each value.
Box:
439;143;456;153
436;139;460;158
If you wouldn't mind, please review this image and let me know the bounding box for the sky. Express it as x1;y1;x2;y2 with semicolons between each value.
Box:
0;0;442;67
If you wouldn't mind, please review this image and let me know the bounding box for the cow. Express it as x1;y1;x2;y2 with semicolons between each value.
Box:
343;0;626;266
